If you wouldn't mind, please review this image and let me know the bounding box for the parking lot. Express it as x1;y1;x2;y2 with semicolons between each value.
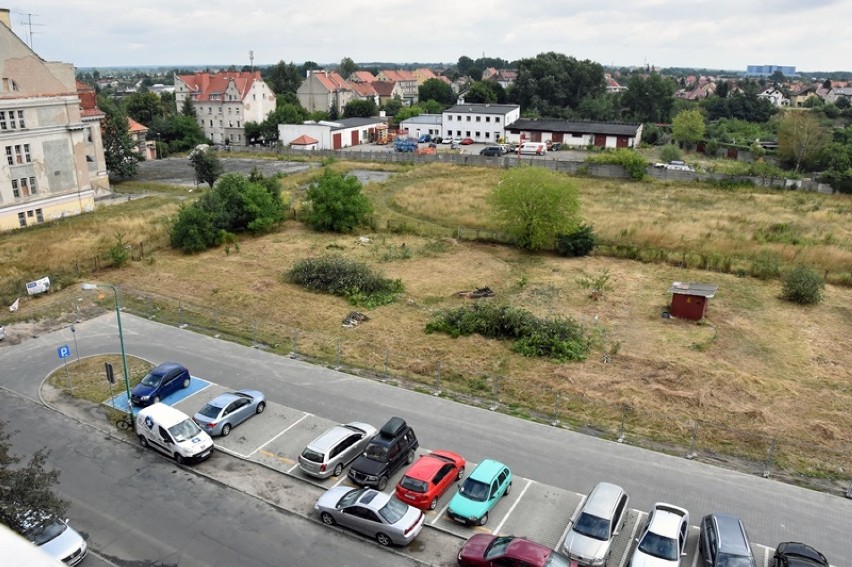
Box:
118;376;783;566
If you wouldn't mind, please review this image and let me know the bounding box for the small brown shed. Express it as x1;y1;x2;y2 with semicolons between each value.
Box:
667;282;718;321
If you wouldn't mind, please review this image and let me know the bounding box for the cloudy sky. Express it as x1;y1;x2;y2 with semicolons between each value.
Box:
6;0;851;72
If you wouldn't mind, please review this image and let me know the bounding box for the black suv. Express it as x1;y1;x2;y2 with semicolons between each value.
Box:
348;417;418;490
480;145;504;157
699;513;756;567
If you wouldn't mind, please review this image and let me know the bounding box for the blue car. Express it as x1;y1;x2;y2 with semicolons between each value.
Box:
130;362;191;407
418;134;432;143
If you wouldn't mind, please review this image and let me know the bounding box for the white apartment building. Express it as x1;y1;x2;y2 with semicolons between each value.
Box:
441;103;521;143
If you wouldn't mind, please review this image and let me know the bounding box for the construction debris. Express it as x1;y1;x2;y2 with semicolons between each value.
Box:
455;286;495;299
342;311;369;328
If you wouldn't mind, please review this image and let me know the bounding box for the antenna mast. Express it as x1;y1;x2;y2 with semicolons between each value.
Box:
16;12;44;50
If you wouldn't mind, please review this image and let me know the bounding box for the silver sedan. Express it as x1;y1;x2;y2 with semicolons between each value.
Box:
193;390;266;436
315;486;424;547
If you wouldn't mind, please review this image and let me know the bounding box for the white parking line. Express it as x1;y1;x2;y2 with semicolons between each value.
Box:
691;539;700;567
556;494;587;550
618;511;645;567
247;412;310;457
287;462;301;474
493;478;532;535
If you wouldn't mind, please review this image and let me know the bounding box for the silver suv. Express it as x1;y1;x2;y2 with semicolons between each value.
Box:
562;482;629;566
298;422;377;479
699;513;756;567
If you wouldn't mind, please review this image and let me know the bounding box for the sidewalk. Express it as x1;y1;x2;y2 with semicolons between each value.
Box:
39;383;461;567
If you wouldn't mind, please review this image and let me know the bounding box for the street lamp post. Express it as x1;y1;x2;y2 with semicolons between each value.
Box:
82;283;133;419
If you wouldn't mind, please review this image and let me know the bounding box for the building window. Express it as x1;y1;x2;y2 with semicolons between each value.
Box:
447;115;452;121
236;108;240;114
27;210;33;217
35;208;43;223
486;116;491;122
23;144;30;162
218;107;222;113
466;116;471;122
457;115;462;121
485;132;490;139
228;108;232;114
18;212;26;227
208;107;212;114
11;179;19;198
5;146;12;165
28;176;37;194
0;111;6;130
476;116;481;122
209;120;213;127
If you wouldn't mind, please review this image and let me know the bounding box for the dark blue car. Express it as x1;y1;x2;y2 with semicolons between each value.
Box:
418;134;432;143
130;362;191;407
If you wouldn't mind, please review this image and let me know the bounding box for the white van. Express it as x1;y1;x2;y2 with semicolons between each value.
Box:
136;403;214;464
518;142;547;156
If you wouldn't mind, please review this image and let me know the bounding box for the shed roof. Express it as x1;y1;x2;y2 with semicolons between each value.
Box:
290;135;318;145
507;118;641;136
667;282;718;298
444;103;520;115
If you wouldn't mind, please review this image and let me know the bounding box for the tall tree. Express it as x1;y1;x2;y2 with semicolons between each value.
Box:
305;169;373;233
343;99;377;118
672;109;706;146
418;78;454;106
777;111;827;172
101;100;142;179
180;96;196;118
264;60;304;95
189;148;224;187
338;57;358;79
122;91;164;125
620;73;676;123
512;52;605;117
489;167;581;251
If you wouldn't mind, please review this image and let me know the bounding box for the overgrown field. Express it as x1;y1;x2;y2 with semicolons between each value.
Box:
2;160;851;481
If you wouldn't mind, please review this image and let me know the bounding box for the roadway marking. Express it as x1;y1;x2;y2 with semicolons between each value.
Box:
287;462;301;474
557;494;587;550
691;539;700;567
257;449;295;465
618;510;646;567
247;411;310;457
493;478;532;535
432;501;453;526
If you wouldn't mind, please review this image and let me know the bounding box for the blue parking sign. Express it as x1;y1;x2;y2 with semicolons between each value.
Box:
57;345;71;359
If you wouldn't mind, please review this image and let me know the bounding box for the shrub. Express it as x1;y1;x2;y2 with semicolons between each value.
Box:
781;265;825;305
304;169;373;232
750;251;782;280
425;303;590;362
170;206;222;253
108;232;130;266
287;256;403;308
659;144;683;163
586;149;648;180
556;223;597;257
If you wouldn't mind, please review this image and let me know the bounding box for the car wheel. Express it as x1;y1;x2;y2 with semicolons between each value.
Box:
221;423;231;437
377;476;388;491
457;466;465;480
152;395;160;404
429;498;438;510
333;463;344;477
182;377;190;389
174;453;185;465
406;450;415;464
504;482;512;497
256;402;266;414
479;512;488;526
320;512;335;525
138;435;148;448
376;533;392;547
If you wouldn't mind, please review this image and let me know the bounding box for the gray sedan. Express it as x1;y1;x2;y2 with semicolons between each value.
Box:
315;486;425;546
193;389;266;436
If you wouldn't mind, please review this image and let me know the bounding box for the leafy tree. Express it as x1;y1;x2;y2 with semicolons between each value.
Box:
180;97;196;117
781;265;824;305
702;91;776;122
263;60;304;95
150;114;207;154
190;148;224;187
381;98;403;116
159;92;176;115
418;78;454;106
338;57;358;79
672;109;706;146
343;99;377;118
835;96;850;110
395;105;422;122
170;205;221;253
123;91;164;125
420;99;443;114
489;167;581;250
715;80;730;99
620;72;677;123
299;61;321;76
0;419;68;535
305;169;373;232
457;56;475;76
576;93;621;121
101;102;142;179
464;80;505;103
512;52;605;116
777;111;827;172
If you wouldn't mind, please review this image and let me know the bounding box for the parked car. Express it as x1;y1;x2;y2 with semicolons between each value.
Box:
447;459;511;526
699;513;756;567
562;482;630;566
450;139;461;149
458;534;571;567
418;134;432;143
22;514;88;566
315;486;425;546
631;503;689;567
395;450;466;510
130;362;191;406
480;146;504;157
193;389;266;436
348;417;418;490
136;403;214;464
460;137;475;145
298;422;378;479
441;137;453;144
550;142;563;151
771;542;829;567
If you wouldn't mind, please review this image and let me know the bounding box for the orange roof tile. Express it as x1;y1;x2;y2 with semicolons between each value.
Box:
291;135;318;145
352;70;377;83
175;71;264;102
350;82;378;97
127;117;148;133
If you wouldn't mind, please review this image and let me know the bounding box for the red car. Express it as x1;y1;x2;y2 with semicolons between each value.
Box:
458;534;571;567
395;450;465;510
460;138;475;145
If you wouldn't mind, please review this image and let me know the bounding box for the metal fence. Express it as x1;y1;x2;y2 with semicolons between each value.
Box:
70;286;848;497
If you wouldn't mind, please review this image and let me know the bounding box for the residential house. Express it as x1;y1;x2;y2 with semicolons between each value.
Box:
278;117;387;150
481;68;518;89
826;87;852;105
349;70;377;83
605;74;628;94
757;87;790;107
791;85;819;107
375;69;418;105
349;81;379;108
127;117;156;160
442;103;521;143
296;70;354;116
174;71;276;146
505;119;642;148
675;76;715;101
412;68;438;85
371;80;404;106
0;9;109;231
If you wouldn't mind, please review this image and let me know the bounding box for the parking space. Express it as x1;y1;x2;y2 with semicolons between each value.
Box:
121;377;787;564
103;375;211;413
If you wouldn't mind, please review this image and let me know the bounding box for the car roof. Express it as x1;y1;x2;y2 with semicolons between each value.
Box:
584;482;626;517
358;489;390;511
309;424;366;452
208;392;242;407
137;402;192;428
712;514;750;555
151;362;185;375
649;503;687;536
505;537;555;564
406;453;450;481
469;459;507;482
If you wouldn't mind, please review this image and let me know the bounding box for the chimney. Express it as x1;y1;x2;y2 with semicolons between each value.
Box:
0;8;11;29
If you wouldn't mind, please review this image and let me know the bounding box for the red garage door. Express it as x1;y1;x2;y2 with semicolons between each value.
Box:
333;133;342;150
553;133;564;142
351;130;359;146
594;134;606;147
616;136;628;148
531;132;542;142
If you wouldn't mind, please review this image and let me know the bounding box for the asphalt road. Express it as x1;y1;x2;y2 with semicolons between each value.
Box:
2;313;851;565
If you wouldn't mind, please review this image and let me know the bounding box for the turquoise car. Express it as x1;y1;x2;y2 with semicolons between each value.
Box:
447;459;512;526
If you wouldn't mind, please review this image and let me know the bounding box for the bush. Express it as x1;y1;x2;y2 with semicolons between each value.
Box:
659;144;683;163
750;251;781;280
781;265;825;305
425;302;590;362
170;206;222;253
287;256;403;308
108;232;130;266
586;149;648;180
305;169;373;232
556;223;597;257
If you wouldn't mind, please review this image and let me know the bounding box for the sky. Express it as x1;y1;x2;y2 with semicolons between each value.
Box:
6;0;852;73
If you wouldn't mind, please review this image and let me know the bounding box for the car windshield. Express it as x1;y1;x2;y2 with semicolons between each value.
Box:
197;404;222;418
168;418;202;442
484;536;514;559
364;444;388;462
338;488;368;508
301;448;324;463
22;517;66;546
573;512;609;540
140;372;163;387
378;497;408;524
399;476;428;493
459;478;489;502
718;554;754;567
637;532;678;561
